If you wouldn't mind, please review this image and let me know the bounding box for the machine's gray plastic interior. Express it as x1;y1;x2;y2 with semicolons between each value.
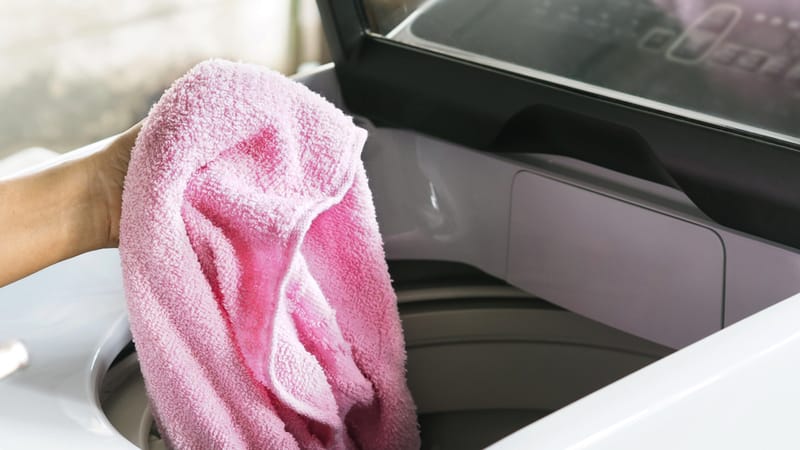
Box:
507;171;725;345
299;65;800;348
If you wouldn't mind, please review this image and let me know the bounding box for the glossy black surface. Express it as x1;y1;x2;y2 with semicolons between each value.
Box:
317;0;800;250
408;0;800;141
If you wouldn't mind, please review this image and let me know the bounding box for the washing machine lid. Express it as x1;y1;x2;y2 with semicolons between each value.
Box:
318;0;800;250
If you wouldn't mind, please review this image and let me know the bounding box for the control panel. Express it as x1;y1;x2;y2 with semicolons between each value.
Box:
407;0;800;141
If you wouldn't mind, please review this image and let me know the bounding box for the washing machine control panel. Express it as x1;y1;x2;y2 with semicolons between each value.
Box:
406;0;800;142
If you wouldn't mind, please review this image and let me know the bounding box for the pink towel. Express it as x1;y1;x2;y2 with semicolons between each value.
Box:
119;60;419;450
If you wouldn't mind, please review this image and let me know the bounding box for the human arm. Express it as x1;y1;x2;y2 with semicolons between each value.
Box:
0;123;140;287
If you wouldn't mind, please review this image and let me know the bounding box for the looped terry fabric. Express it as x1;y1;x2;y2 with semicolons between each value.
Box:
120;60;420;450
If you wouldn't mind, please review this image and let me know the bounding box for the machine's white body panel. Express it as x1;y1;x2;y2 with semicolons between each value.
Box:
0;250;133;450
492;292;800;450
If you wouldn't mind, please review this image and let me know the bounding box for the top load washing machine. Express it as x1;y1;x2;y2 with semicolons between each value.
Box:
5;0;800;448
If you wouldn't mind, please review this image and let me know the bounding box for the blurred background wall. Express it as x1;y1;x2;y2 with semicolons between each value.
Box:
0;0;327;159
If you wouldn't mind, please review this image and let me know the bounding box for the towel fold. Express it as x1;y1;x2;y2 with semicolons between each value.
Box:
120;60;419;450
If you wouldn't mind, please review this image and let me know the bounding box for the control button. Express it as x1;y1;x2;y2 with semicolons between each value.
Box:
698;8;738;32
761;56;793;77
711;43;742;65
670;29;719;61
770;16;784;27
736;51;768;71
584;17;611;29
640;28;676;51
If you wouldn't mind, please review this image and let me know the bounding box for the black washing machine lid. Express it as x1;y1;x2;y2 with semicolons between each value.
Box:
317;0;800;249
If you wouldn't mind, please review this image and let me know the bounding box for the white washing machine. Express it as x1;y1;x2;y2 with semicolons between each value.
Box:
7;0;800;447
2;65;800;449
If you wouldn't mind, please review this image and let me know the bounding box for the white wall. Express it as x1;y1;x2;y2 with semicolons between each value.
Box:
0;0;324;158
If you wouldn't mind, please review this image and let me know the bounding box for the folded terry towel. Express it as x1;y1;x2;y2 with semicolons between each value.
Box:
120;60;419;450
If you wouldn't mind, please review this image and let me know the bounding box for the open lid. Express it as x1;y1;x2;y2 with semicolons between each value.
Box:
317;0;800;250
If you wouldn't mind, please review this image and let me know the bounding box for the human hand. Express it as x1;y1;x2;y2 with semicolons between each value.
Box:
87;122;141;248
